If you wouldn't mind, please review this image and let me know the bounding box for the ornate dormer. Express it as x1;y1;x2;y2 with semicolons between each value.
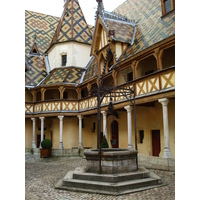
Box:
29;28;40;56
91;0;137;76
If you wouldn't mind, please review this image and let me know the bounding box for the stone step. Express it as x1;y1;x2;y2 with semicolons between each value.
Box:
61;173;162;195
73;167;150;183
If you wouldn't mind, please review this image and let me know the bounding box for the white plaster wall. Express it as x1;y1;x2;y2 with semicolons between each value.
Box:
48;42;91;70
116;42;122;59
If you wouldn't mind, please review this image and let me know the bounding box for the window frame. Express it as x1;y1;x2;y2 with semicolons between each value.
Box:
161;0;175;16
61;54;67;66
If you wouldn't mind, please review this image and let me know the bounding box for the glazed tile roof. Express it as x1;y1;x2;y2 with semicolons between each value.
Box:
104;18;135;43
41;67;84;85
25;55;47;87
51;0;92;45
114;0;175;61
25;10;60;55
83;56;98;82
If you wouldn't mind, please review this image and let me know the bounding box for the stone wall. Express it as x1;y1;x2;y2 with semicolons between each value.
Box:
138;155;175;171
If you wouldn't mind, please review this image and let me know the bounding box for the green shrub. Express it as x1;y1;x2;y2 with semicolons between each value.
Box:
101;135;109;148
41;139;52;149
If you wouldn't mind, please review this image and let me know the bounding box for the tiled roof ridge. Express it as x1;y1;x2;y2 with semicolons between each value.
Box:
104;10;135;25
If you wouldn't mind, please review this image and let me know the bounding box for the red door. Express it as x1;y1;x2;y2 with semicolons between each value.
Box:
111;120;119;148
152;130;160;157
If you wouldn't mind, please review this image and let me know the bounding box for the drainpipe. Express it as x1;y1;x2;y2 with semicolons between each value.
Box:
131;24;137;45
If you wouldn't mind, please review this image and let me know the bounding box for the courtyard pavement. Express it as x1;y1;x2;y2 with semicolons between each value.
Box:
25;154;175;200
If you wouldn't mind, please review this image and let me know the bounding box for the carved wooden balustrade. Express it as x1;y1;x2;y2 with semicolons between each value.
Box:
25;66;175;115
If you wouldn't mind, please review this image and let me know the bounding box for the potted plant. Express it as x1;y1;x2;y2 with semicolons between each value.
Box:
101;135;109;149
40;139;52;158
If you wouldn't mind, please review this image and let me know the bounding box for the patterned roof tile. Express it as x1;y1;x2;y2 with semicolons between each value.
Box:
104;19;135;43
41;67;84;85
25;10;60;55
114;0;175;61
83;57;98;82
25;56;47;86
52;0;92;45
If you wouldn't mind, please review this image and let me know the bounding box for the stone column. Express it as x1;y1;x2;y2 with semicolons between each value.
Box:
158;98;172;158
101;111;107;138
77;115;83;149
124;105;133;149
31;118;36;148
58;116;64;149
39;117;45;148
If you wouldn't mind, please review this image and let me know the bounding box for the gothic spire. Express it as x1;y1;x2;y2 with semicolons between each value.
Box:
96;0;104;16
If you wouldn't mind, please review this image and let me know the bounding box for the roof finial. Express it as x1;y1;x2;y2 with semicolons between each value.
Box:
96;0;104;16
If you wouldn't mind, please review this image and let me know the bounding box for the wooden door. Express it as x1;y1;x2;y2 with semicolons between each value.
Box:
111;120;119;148
152;130;160;157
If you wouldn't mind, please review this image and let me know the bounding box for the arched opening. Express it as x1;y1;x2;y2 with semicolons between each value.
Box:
162;46;175;69
102;76;114;88
111;120;119;148
107;49;114;71
117;66;133;85
81;87;88;99
36;91;41;102
137;55;157;78
100;54;106;74
25;91;33;102
91;83;98;96
44;89;60;101
63;89;78;100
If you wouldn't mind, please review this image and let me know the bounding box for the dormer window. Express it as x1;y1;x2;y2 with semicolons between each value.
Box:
161;0;175;16
62;54;67;66
29;43;40;55
32;49;37;54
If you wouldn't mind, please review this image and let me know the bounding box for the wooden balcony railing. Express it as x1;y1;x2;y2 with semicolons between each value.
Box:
25;66;175;115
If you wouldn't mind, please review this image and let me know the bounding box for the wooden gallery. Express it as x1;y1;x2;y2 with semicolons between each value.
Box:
25;0;175;162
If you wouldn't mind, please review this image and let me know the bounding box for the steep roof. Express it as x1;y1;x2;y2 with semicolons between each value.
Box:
90;1;136;56
114;0;175;61
103;17;136;44
82;56;98;82
25;10;60;55
25;55;47;87
50;0;92;46
41;67;84;86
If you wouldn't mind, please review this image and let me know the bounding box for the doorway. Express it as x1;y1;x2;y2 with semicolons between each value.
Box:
152;130;160;157
111;120;119;148
37;134;45;148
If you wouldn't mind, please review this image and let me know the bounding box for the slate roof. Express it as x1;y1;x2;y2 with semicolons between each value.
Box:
51;0;92;45
41;67;84;85
113;0;175;61
25;55;47;87
25;10;60;55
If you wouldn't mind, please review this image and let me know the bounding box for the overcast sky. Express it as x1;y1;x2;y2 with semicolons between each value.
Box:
24;0;126;26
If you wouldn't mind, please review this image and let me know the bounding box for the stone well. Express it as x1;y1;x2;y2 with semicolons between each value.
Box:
84;148;138;174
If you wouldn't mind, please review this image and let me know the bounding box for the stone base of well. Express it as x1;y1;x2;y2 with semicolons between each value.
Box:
55;149;165;195
84;148;138;174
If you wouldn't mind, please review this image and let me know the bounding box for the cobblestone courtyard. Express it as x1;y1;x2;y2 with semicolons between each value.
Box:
25;154;175;200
